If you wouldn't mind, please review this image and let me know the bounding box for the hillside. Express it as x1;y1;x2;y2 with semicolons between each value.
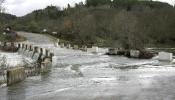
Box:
0;13;17;32
1;0;175;48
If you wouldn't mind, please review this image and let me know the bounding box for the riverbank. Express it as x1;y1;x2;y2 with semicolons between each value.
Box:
0;33;26;42
0;33;26;52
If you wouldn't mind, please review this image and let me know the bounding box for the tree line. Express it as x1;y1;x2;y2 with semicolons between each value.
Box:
1;0;175;49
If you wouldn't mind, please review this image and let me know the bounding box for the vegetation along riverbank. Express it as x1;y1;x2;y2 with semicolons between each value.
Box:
1;0;175;55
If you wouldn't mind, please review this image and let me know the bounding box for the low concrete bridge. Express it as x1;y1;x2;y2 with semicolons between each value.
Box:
0;32;54;85
0;41;54;86
0;32;105;86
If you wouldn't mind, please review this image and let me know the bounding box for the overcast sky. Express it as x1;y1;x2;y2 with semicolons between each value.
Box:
2;0;175;16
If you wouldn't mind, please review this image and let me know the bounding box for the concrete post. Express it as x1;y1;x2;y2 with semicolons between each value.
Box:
66;44;71;49
41;58;52;73
25;44;28;50
130;50;140;58
7;67;26;86
29;45;32;51
46;49;49;57
17;43;21;49
42;48;46;55
92;46;99;53
3;42;7;47
60;43;64;48
158;52;173;61
31;46;34;52
27;44;31;50
11;42;15;47
34;46;39;53
73;45;79;50
11;42;15;52
81;45;87;51
55;39;59;47
40;48;43;55
108;48;118;55
49;53;54;62
22;43;25;49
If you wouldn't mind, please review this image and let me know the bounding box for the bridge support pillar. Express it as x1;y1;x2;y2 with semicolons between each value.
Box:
7;67;26;86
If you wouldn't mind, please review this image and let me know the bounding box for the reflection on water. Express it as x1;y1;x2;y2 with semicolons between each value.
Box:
1;46;175;100
6;82;26;100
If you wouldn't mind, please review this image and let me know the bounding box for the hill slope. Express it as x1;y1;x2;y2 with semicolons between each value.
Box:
1;0;175;48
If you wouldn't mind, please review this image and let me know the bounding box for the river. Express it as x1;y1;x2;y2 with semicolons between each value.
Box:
1;32;175;100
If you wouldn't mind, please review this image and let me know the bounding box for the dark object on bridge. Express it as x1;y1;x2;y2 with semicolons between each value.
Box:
106;48;154;59
3;26;18;42
106;48;126;56
106;48;118;55
125;49;153;59
5;32;17;42
4;26;12;33
139;50;154;59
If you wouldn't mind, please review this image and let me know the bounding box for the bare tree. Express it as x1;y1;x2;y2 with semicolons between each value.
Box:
111;10;144;49
0;0;5;13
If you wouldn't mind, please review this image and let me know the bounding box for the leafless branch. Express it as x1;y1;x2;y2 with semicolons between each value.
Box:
0;0;5;12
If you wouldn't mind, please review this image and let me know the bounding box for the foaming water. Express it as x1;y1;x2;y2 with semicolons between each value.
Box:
0;52;23;67
2;45;175;100
91;77;116;82
2;31;175;100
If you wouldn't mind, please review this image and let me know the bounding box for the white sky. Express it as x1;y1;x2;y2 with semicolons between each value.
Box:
2;0;175;16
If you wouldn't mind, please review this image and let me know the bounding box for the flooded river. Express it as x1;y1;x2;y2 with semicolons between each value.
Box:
1;32;175;100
